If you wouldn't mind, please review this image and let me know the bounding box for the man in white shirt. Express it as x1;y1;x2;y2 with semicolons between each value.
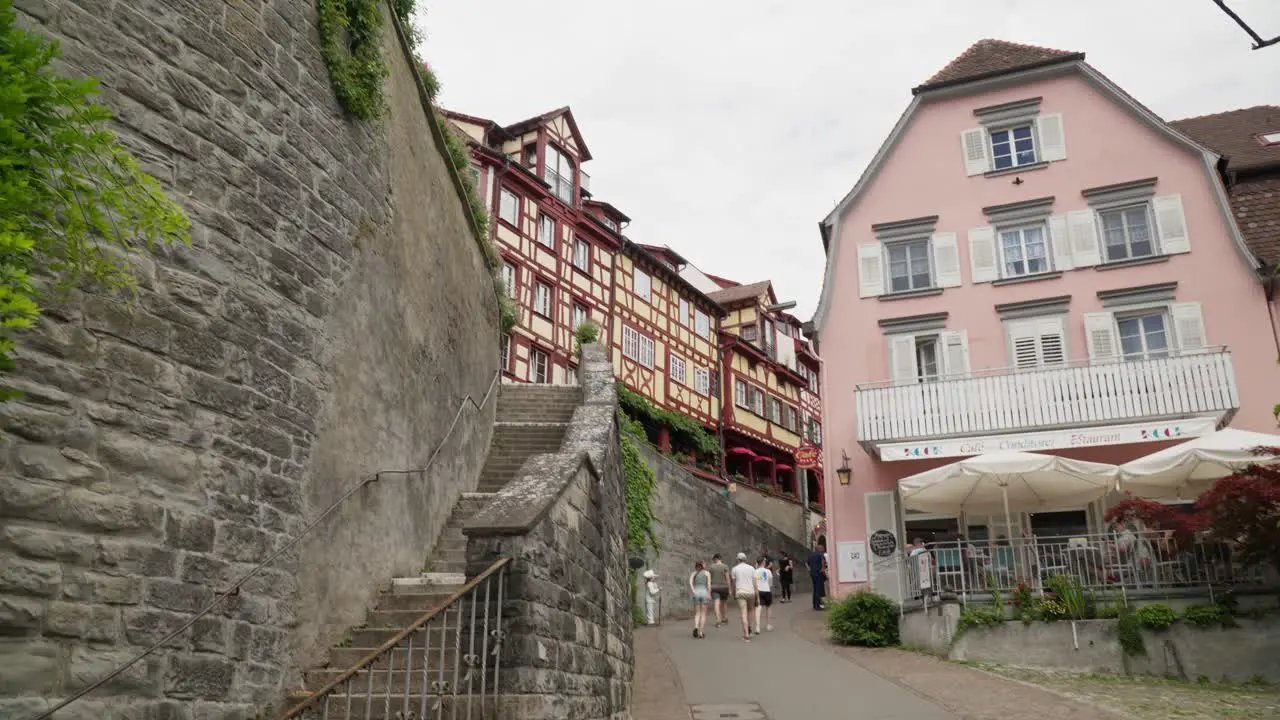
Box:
729;552;758;642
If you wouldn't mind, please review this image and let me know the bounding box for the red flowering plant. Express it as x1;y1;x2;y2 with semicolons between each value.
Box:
1103;493;1204;551
1192;447;1280;571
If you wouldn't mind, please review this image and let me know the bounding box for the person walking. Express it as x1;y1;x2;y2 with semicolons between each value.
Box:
778;553;794;603
642;569;660;625
807;542;827;611
708;553;731;628
754;558;775;633
730;552;758;642
688;560;711;638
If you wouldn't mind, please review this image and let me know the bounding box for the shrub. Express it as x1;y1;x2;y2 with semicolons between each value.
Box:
957;605;1003;638
1183;603;1228;627
829;592;899;647
1117;605;1146;656
1096;603;1122;620
1047;575;1087;619
1136;603;1177;631
574;320;600;353
1033;598;1069;621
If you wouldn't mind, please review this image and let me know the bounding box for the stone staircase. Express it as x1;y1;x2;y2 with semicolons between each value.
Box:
285;384;582;718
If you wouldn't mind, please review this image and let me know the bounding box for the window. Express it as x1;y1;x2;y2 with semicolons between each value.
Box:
768;398;782;424
1260;131;1280;145
499;188;519;226
783;405;798;432
695;310;710;339
633;269;651;302
734;378;749;408
566;364;578;385
501;262;516;297
1118;312;1169;360
534;281;552;317
709;370;720;397
601;217;619;232
1007;317;1066;369
807;416;823;445
749;388;764;416
544;145;575;203
679;299;690;326
990;124;1037;170
622;326;655;368
806;366;819;393
572;238;591;271
572;302;589;330
694;367;710;396
886;240;932;293
537;213;555;248
741;325;759;343
998;225;1050;278
522;144;536;167
530;348;549;384
669;354;687;385
501;333;511;371
1100;206;1155;262
915;337;940;381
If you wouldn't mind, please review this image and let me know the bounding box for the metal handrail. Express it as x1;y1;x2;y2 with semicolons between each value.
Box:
278;556;512;719
29;369;501;720
855;345;1232;390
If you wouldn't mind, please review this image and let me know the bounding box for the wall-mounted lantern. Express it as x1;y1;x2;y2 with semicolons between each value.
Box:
836;450;852;486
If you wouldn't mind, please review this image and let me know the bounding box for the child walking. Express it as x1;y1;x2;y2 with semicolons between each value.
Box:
688;560;711;638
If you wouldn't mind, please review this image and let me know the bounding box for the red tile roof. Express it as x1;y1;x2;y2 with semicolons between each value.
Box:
914;39;1083;95
706;281;773;308
1170;106;1280;173
1172;106;1280;264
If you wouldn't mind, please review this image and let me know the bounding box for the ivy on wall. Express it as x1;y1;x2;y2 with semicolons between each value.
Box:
618;385;720;459
317;0;388;121
0;1;189;398
620;430;659;556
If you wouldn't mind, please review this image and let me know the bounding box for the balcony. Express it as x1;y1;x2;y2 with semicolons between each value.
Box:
855;348;1239;451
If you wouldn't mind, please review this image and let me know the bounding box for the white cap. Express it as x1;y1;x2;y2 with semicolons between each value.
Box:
642;569;656;579
736;552;747;561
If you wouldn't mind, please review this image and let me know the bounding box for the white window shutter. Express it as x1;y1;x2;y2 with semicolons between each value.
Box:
888;335;918;384
1171;302;1208;354
857;243;885;298
961;128;990;176
1038;316;1067;365
1048;214;1073;271
1037;113;1067;162
940;330;970;377
932;233;961;287
1067;209;1102;268
1083;312;1119;363
1007;319;1040;369
968;227;998;283
1153;194;1190;255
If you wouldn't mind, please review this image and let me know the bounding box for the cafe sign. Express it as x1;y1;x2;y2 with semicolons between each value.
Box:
878;416;1217;462
795;446;821;469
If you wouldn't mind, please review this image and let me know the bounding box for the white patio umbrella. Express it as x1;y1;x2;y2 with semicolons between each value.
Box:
899;451;1120;540
1118;428;1280;499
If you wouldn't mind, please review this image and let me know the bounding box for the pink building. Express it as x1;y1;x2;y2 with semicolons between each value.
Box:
810;41;1280;600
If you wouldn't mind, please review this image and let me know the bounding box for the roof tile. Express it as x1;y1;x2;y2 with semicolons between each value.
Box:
707;281;772;307
915;39;1082;94
1228;176;1280;265
1170;106;1280;173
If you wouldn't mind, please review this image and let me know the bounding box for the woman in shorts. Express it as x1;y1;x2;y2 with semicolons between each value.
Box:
754;557;775;633
688;560;711;638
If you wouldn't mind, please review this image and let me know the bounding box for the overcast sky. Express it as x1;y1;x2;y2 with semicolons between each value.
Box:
414;1;1279;318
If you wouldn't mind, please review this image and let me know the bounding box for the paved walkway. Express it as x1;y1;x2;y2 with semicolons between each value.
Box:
633;599;1126;720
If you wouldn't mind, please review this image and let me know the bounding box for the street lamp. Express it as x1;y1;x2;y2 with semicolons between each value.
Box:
836;450;852;486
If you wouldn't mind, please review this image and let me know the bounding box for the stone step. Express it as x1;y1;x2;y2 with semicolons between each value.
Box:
377;588;477;612
392;574;465;591
337;623;466;651
305;663;497;694
431;561;466;574
370;605;488;628
285;691;508;720
496;408;578;422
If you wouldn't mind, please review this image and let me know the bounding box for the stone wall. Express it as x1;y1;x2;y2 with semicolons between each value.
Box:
464;345;633;720
728;485;807;544
2;2;498;718
639;444;813;621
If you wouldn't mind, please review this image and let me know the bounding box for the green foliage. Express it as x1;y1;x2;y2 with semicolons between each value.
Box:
0;4;189;398
617;384;719;460
1047;575;1087;619
1033;597;1069;621
1182;603;1229;628
574;320;600;354
829;592;899;647
1096;602;1122;620
1135;603;1177;631
957;604;1004;639
317;0;387;121
1117;605;1146;657
620;432;659;556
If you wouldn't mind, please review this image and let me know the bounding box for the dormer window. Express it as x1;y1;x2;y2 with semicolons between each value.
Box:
1260;131;1280;146
601;217;619;232
544;145;575;204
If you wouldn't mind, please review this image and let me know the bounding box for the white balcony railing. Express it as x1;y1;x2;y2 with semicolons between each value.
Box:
855;348;1239;444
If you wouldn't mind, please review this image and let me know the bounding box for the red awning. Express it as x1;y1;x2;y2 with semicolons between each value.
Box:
775;464;793;471
727;447;758;457
751;455;775;463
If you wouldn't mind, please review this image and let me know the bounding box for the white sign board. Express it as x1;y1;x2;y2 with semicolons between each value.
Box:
879;416;1217;461
917;553;931;590
836;541;868;584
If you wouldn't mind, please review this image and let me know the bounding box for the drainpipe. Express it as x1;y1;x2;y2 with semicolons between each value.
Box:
1262;263;1280;362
